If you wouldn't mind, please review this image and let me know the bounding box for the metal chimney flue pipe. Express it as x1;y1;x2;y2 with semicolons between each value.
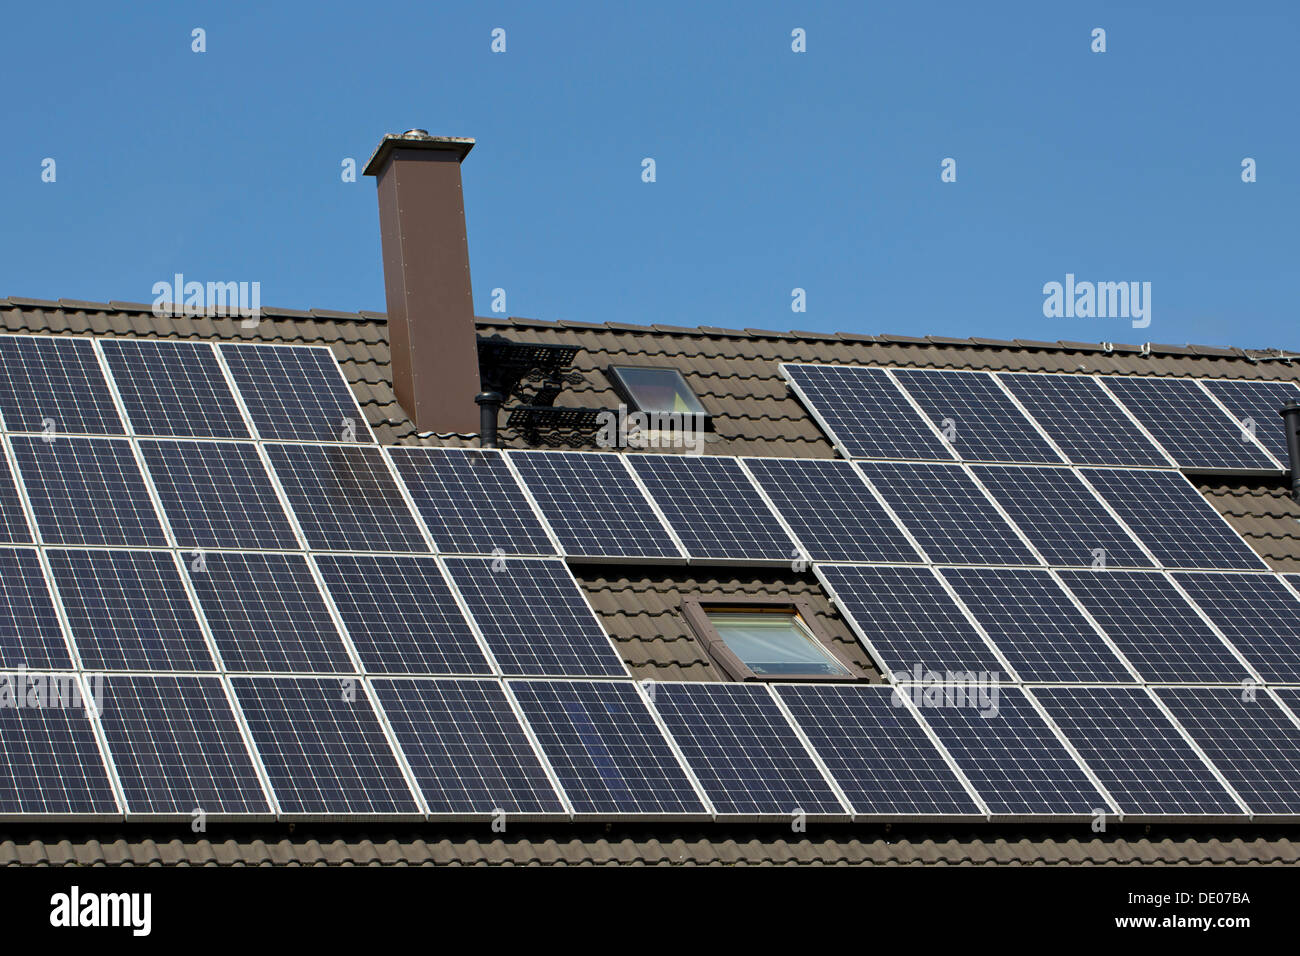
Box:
1281;400;1300;503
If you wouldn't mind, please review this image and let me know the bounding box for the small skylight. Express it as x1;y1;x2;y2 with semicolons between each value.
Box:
607;366;707;417
681;599;863;682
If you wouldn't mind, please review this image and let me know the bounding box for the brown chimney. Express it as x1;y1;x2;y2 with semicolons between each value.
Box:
364;131;481;435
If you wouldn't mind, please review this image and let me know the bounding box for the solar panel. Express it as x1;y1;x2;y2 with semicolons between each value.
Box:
139;440;298;550
891;368;1063;464
939;567;1134;682
371;678;565;816
650;683;844;817
387;448;555;556
914;686;1108;816
781;364;955;460
442;558;626;677
1170;572;1300;683
1100;376;1277;470
265;443;427;553
0;700;118;814
742;457;922;563
218;343;373;443
969;465;1154;569
1201;379;1300;465
856;461;1038;565
99;339;250;438
817;565;1006;678
314;555;491;675
94;675;271;816
775;684;983;816
1031;686;1241;816
0;335;123;435
1156;687;1300;816
1055;570;1251;682
0;548;72;669
0;452;33;544
183;552;355;673
46;549;214;672
1080;468;1267;570
231;676;418;816
506;451;682;560
507;680;706;816
996;372;1170;467
11;436;166;547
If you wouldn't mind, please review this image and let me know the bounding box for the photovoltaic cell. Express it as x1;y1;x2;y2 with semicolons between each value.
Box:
0;548;71;669
314;555;490;675
265;443;427;553
939;567;1133;682
11;436;166;547
1032;686;1240;816
507;451;681;559
856;461;1038;565
0;336;122;435
651;683;844;817
231;677;418;816
891;368;1063;463
1201;379;1300;465
0;702;118;814
970;465;1154;568
507;680;706;816
0;453;33;544
184;552;354;673
95;675;270;816
742;457;922;563
776;684;982;816
46;549;213;672
817;565;1006;678
1100;376;1276;470
387;448;555;556
371;679;564;815
99;339;250;438
996;372;1170;467
1055;570;1250;683
1170;572;1300;683
628;455;797;561
442;558;626;677
1080;468;1267;570
139;440;297;550
218;343;374;443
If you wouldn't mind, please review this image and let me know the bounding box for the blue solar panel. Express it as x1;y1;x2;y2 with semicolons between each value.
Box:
939;567;1134;682
99;339;250;439
915;687;1109;816
314;555;491;675
776;684;983;816
970;465;1155;569
0;548;71;669
184;552;354;673
1172;572;1300;683
442;558;626;677
891;368;1063;464
371;678;565;816
856;461;1039;565
0;699;118;814
996;372;1171;467
650;683;844;817
1056;570;1251;682
218;343;373;443
781;364;955;460
0;452;33;544
627;455;797;561
1201;379;1300;465
0;335;123;435
742;457;922;563
507;451;682;560
11;436;166;547
46;549;214;671
95;675;271;816
387;448;556;556
1032;686;1241;816
139;440;298;550
1156;687;1300;816
265;443;428;553
231;676;418;816
817;565;1006;678
1080;468;1267;570
507;680;706;816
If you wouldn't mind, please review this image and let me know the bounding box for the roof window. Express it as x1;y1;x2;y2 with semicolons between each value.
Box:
681;599;863;682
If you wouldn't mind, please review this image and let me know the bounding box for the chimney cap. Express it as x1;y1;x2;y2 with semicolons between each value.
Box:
363;132;475;176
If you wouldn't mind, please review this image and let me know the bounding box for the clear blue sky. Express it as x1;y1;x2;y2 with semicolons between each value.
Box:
3;1;1296;350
